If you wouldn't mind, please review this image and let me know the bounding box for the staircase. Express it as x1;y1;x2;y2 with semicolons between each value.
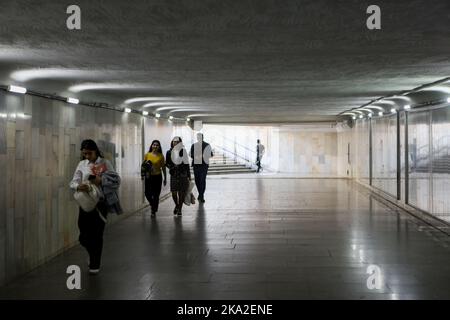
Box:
413;155;450;173
205;151;257;175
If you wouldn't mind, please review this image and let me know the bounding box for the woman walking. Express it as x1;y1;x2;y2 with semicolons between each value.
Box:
166;136;191;216
70;139;120;275
142;140;167;217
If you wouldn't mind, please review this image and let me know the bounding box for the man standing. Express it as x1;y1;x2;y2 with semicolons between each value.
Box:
256;139;265;173
190;133;213;203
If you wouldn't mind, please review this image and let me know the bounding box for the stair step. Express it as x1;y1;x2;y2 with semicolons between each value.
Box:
209;171;256;175
209;168;256;172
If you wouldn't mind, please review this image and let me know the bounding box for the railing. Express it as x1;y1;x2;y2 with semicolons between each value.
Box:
409;134;450;172
214;134;258;156
212;145;256;169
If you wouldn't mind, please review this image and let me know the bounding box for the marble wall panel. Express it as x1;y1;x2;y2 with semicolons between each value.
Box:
0;91;175;285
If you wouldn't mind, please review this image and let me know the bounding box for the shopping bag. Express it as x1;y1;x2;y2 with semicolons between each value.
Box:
184;180;195;206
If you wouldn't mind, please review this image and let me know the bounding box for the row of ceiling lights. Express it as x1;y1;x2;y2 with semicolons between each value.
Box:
346;104;413;120
4;85;192;122
343;78;450;121
348;98;450;120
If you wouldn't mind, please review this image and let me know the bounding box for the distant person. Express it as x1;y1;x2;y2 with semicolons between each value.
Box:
190;133;213;203
70;139;122;275
141;140;167;217
256;139;265;173
166;137;191;216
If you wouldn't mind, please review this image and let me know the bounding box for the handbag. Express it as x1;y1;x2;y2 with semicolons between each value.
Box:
73;183;100;212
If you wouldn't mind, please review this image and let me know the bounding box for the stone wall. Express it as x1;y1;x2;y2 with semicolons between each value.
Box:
0;91;175;285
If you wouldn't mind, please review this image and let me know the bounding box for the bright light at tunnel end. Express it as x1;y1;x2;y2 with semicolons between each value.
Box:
142;111;149;116
404;104;411;110
155;113;161;118
124;108;132;113
447;97;450;103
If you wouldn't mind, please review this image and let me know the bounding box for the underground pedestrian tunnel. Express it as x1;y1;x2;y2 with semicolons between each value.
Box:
0;0;450;299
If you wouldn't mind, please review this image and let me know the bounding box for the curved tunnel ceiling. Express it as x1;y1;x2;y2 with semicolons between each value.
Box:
1;0;450;123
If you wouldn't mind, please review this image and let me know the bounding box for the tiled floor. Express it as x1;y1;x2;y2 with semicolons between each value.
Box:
1;177;450;300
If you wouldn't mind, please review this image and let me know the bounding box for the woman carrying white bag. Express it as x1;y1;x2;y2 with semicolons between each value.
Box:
70;139;119;275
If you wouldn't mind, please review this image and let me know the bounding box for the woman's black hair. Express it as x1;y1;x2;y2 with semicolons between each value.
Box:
80;139;104;159
149;140;163;154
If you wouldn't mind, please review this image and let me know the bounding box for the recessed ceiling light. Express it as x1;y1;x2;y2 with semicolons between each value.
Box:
8;85;27;94
378;111;383;116
124;108;132;113
186;117;191;121
67;97;79;104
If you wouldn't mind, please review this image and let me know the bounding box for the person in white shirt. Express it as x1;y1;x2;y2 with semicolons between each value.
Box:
69;139;115;275
256;139;265;173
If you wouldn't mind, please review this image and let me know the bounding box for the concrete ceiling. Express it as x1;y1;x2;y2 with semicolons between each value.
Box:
1;0;450;123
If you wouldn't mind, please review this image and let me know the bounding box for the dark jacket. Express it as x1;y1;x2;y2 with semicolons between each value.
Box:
190;141;214;166
166;148;191;177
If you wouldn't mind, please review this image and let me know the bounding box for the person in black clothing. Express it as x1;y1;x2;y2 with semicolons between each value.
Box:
190;133;213;203
256;139;265;173
166;136;191;216
69;139;117;275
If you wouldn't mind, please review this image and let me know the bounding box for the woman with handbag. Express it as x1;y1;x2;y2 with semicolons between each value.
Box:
69;139;115;275
166;137;191;216
142;140;167;217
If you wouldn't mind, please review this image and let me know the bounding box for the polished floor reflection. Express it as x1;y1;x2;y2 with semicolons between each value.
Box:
1;178;449;299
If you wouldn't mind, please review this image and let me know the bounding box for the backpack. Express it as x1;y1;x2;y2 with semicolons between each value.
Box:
141;160;153;179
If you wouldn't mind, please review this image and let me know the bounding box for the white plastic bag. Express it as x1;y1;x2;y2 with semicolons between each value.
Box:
184;181;195;206
74;183;100;212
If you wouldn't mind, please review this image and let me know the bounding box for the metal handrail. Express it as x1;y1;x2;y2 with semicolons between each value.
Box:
211;134;258;156
213;145;255;168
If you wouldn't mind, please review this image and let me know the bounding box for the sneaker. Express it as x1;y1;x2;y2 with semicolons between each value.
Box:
89;268;100;275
